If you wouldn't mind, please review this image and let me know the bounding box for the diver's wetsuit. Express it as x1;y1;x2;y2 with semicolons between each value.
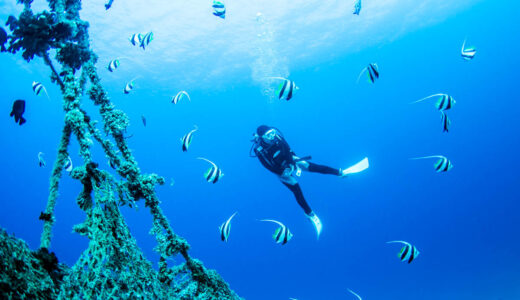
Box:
253;126;340;215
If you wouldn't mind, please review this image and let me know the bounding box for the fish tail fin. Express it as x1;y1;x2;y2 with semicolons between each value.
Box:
409;155;444;160
19;117;26;125
410;94;443;104
356;68;367;84
1;45;6;52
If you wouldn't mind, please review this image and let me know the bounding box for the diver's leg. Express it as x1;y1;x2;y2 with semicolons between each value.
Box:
282;182;312;215
281;181;322;238
307;162;340;176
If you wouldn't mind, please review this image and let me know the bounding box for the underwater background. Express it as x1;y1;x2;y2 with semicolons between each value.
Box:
1;0;519;299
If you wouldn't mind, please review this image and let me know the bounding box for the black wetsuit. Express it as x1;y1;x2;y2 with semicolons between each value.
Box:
253;127;340;215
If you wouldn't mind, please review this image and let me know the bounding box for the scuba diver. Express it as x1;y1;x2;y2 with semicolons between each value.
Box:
250;125;369;238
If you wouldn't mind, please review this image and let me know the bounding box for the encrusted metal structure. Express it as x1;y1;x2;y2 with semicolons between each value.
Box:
1;0;241;298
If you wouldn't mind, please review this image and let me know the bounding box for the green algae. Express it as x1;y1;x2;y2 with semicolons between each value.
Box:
1;0;241;298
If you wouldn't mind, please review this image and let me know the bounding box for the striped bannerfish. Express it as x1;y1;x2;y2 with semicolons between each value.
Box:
124;81;134;94
387;241;420;264
261;219;293;245
356;63;379;84
212;0;226;19
64;156;73;172
180;126;198;152
172;91;191;104
441;111;451;133
347;288;362;300
219;212;237;242
461;39;476;61
38;152;46;168
107;59;120;72
140;32;154;50
353;0;362;15
278;78;298;101
123;77;140;94
411;93;456;111
129;33;143;46
32;81;50;100
198;157;224;183
411;155;453;173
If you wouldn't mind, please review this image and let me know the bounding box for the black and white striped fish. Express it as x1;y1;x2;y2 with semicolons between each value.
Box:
123;81;134;94
411;155;453;173
129;33;143;46
64;156;73;172
172;91;191;104
387;240;420;264
357;63;379;84
219;212;237;242
212;0;226;19
38;152;46;168
461;39;476;61
261;219;293;245
32;81;50;100
107;59;120;72
180;126;198;152
278;78;298;101
267;77;298;101
411;93;456;111
441;111;451;133
353;0;362;15
198;157;224;183
140;32;154;50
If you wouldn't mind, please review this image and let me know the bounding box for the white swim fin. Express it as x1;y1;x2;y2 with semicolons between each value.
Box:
341;157;369;177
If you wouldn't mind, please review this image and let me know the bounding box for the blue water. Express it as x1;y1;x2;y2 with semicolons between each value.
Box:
1;0;520;299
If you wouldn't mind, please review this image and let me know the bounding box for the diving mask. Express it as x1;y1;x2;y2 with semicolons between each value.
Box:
262;129;278;143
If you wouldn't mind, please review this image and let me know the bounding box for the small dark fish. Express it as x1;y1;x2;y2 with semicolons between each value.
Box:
141;115;146;127
10;99;26;125
105;0;114;10
0;26;7;52
353;0;362;15
387;241;420;264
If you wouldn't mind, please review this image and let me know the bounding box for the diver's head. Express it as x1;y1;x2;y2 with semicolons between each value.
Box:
256;125;281;145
